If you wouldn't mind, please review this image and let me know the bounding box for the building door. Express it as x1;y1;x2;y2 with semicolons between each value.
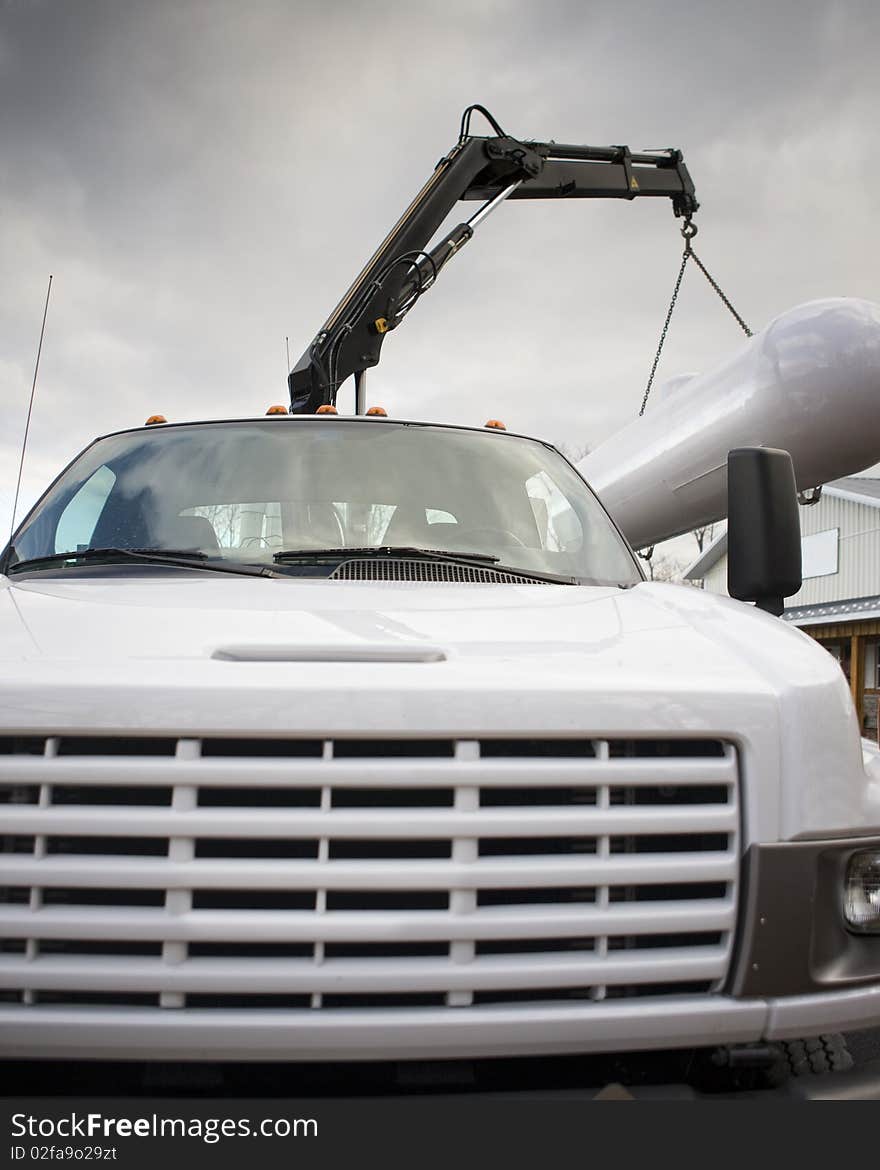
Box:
820;638;851;683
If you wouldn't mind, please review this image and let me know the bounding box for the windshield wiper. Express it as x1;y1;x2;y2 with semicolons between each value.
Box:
273;545;500;566
7;547;278;578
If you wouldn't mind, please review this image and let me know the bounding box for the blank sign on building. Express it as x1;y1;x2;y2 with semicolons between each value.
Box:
802;527;839;580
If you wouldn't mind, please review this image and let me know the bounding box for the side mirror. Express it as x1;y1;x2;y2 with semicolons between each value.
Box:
727;447;802;617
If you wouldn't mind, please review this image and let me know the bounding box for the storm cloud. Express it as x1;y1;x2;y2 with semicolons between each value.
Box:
2;0;879;535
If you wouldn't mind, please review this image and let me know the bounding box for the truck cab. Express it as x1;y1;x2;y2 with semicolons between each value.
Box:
2;410;879;1092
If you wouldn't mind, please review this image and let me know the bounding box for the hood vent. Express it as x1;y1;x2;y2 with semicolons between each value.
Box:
330;558;550;584
212;645;446;663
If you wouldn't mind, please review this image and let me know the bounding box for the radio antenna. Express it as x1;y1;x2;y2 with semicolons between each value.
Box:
9;274;53;547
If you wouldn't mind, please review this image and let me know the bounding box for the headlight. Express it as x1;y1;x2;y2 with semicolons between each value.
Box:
844;851;880;932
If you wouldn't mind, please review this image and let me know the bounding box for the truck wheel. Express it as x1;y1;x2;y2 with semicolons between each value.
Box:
781;1034;853;1077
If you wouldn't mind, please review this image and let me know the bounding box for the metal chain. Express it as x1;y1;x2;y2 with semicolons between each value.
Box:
639;219;752;417
687;244;753;339
638;235;691;417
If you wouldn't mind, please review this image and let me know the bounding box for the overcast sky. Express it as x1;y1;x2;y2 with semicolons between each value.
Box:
2;0;879;552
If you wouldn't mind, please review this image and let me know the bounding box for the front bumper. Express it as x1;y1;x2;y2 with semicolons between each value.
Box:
2;984;880;1063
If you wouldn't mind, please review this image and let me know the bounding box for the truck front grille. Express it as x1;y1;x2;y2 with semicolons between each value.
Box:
0;735;739;1010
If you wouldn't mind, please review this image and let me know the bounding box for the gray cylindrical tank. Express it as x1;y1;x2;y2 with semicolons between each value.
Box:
579;298;880;549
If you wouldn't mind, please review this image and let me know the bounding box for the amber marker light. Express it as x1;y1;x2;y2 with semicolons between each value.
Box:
145;415;167;426
265;405;288;415
366;406;388;416
484;419;506;430
316;405;339;414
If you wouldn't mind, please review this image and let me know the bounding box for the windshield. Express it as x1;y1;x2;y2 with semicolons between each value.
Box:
5;419;640;585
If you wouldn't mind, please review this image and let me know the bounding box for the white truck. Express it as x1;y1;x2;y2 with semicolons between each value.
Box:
2;110;880;1096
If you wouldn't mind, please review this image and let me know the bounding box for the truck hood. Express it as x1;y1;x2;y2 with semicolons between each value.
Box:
0;573;870;840
0;572;839;676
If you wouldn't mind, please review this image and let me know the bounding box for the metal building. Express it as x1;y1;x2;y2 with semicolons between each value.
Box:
684;477;880;736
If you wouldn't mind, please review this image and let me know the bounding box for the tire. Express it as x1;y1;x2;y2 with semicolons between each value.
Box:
781;1034;854;1078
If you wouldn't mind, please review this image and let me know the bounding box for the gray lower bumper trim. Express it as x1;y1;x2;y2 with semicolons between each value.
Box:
766;983;880;1039
0;998;766;1062
5;983;879;1063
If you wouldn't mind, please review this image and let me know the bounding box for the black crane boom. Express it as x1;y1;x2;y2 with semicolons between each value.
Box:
288;110;698;414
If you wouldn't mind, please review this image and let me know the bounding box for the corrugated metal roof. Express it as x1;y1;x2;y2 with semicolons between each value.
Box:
783;594;880;627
